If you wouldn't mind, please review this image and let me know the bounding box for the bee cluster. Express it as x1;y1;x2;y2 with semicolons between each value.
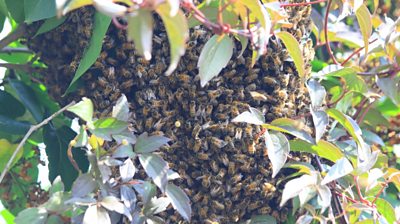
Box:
28;3;314;222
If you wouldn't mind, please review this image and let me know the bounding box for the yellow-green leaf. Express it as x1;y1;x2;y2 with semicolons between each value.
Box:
127;9;153;60
156;4;188;76
239;0;270;32
355;4;372;56
290;139;344;162
61;0;93;16
0;139;22;172
275;31;305;79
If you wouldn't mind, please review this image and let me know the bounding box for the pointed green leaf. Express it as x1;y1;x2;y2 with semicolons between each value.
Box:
198;34;233;87
127;9;153;60
112;94;130;122
156;4;188;76
321;157;353;185
375;198;396;224
232;107;265;125
34;16;66;37
311;110;329;143
139;154;169;192
14;208;47;224
165;183;191;221
65;12;111;94
0;115;30;135
24;0;56;23
264;130;290;178
280;174;318;207
91;118;128;141
355;4;372;56
67;97;93;123
264;118;315;144
240;0;270;32
307;79;326;109
134;132;170;153
9;80;43;122
0;90;25;118
290;139;344;162
275;31;305;78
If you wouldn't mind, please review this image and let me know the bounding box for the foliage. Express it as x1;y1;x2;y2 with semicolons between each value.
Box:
0;0;398;223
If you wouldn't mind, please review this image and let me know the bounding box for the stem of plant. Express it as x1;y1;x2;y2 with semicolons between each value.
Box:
0;101;76;184
324;0;338;64
280;0;326;7
341;38;378;66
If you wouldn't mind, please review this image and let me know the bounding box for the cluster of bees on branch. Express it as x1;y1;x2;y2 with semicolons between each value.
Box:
28;3;314;223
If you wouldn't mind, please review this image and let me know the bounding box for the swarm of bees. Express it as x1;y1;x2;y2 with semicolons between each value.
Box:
27;3;314;223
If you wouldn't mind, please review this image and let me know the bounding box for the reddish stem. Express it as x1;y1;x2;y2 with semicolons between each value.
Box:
324;0;338;64
334;191;358;203
327;88;348;107
371;182;388;205
280;0;326;7
356;100;375;124
341;38;378;66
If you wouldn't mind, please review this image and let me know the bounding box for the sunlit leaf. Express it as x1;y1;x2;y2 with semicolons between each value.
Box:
375;198;396;224
198;34;233;87
280;174;318;207
112;94;130;122
290;139;344;162
61;0;93;16
71;173;96;198
91;118;128;141
133;181;156;205
264;118;314;144
165;183;191;221
307;79;326;109
311;110;329;143
143;197;170;216
83;205;110;224
119;159;135;182
264;130;290;178
134;132;170;153
138;154;169;192
355;4;372;56
127;9;153;60
65;12;111;94
316;184;331;209
0;139;23;172
93;0;127;17
156;4;188;76
321;157;353;185
240;0;271;33
232;107;265;125
67;97;93;123
275;31;305;79
101;196;132;221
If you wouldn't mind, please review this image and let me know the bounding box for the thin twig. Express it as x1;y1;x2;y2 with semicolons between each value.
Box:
280;0;326;7
0;24;28;50
340;38;378;66
0;63;42;73
0;101;76;184
324;0;338;64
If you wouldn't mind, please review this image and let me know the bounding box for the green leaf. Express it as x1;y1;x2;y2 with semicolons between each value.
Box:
14;207;47;224
0;115;30;135
156;4;188;76
48;176;64;196
375;198;396;224
0;90;25;118
100;196;132;220
321;157;353;185
0;0;8;17
60;0;93;16
310;110;329;143
240;0;270;33
83;205;110;224
236;34;248;57
24;0;56;23
165;183;191;221
65;12;111;94
326;109;362;145
245;215;277;224
198;34;233;87
307;79;326;109
290;139;344;162
43;125;89;190
127;9;153;60
71;173;96;197
143;197;170;216
275;31;305;79
134;132;170;153
376;76;400;105
280;174;318;207
9;80;43;123
0;208;15;224
91;118;128;141
355;4;372;56
34;16;66;37
67;97;93;123
0;139;23;172
112;95;129;122
5;0;25;22
265;118;315;144
133;181;157;205
138;153;169;193
232;107;265;125
264;130;290;178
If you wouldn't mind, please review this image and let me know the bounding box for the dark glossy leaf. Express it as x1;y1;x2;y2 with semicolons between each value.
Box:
127;9;153;60
0;90;25;118
34;16;66;37
165;183;191;221
290;139;344;162
198;34;233;87
264;130;290;178
134;132;171;153
91;118;128;141
9;80;43;122
321;157;353;185
156;4;188;76
65;12;111;94
5;0;25;22
44;125;89;190
24;0;56;23
138;154;168;192
0;115;30;135
71;173;97;198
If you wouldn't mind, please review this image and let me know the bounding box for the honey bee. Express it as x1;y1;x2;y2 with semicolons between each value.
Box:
120;79;134;90
263;76;278;86
244;126;253;138
110;90;121;101
258;206;271;214
198;152;209;160
218;153;229;166
192;191;203;203
205;104;213;116
247;141;256;154
189;100;196;117
163;110;176;117
210;137;227;149
105;67;116;80
230;173;243;184
226;162;235;175
98;100;110;109
248;201;262;211
245;83;257;91
244;73;258;83
201;174;211;188
103;85;113;96
277;90;288;101
212;201;225;211
280;73;291;87
193;139;201;152
224;199;232;210
192;124;201;139
231;183;243;194
215;113;228;120
208;90;221;100
199;206;208;218
145;117;154;130
97;76;108;87
142;105;151;116
93;61;105;70
175;88;184;101
210;160;219;173
224;69;236;78
216;168;227;179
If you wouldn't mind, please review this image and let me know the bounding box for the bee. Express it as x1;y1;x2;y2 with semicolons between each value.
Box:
193;139;201;152
97;76;108;87
244;126;253;138
224;69;236;79
212;201;225;211
280;73;291;87
104;67;116;81
230;174;243;184
215;113;228;120
154;61;165;74
110;90;121;101
120;79;134;90
192;191;203;203
244;73;258;83
210;160;219;173
247;141;256;154
224;199;233;210
210;185;222;198
198;152;209;160
258;206;271;214
205;104;213;116
103;85;113;96
142;105;151;116
189;100;196;117
216;168;227;179
277;90;288;101
145;117;154;130
163;110;176;117
219;153;229;166
210;137;227;149
192;124;201;139
98;100;110;109
245;83;257;91
261;182;276;198
228;162;236;175
208;90;221;100
175;88;185;101
201;174;211;188
231;183;243;194
122;42;135;50
246;181;259;193
77;88;86;96
240;162;252;173
199;206;208;218
248;201;262;211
